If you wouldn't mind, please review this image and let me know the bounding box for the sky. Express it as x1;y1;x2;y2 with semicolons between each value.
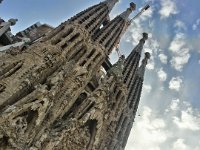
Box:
1;0;200;150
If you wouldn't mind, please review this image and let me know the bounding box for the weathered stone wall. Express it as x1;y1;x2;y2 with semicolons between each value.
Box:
0;1;147;150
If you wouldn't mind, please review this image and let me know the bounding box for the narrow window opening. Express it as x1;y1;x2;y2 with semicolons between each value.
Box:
87;49;96;59
51;38;62;45
78;102;95;120
62;28;74;38
0;84;6;93
87;82;95;91
61;42;68;49
116;90;122;100
0;136;9;148
70;46;85;61
93;53;101;62
86;119;98;150
68;33;80;43
62;92;88;119
80;60;87;66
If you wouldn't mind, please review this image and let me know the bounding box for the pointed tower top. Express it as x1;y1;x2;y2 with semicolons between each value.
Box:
120;2;136;20
133;32;148;55
104;0;119;11
137;52;150;78
139;32;148;43
142;32;148;40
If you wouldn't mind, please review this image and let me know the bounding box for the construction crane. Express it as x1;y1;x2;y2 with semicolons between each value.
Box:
115;3;151;58
130;3;151;22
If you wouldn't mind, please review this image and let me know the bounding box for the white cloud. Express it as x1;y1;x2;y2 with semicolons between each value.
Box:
172;139;188;150
192;18;200;30
159;53;168;64
157;68;167;81
174;20;187;31
126;96;200;150
169;77;183;92
173;110;200;131
126;107;169;150
170;53;190;71
170;99;180;111
169;33;191;71
169;33;185;52
146;59;155;70
143;84;152;93
159;0;179;19
139;5;154;21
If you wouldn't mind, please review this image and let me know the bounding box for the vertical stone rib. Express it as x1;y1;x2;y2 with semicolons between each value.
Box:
132;80;143;115
128;52;150;110
117;117;129;139
128;78;140;107
123;53;140;85
121;121;133;148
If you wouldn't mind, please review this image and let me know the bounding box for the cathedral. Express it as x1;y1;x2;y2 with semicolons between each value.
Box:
0;0;150;149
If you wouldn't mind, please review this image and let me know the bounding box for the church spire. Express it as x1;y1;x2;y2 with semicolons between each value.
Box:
137;52;150;79
120;2;136;20
111;52;150;150
128;52;150;109
93;2;136;54
123;33;148;86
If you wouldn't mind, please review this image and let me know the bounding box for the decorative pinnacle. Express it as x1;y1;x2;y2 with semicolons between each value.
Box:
137;52;150;78
130;2;136;11
8;19;18;26
144;52;150;60
120;2;136;20
142;32;148;40
134;33;148;54
105;0;119;12
139;32;148;44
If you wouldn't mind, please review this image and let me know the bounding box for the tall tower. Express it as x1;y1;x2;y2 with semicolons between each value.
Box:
0;1;144;150
121;52;150;149
109;34;149;150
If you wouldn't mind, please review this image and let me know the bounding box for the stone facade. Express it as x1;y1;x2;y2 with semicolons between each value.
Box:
0;0;150;149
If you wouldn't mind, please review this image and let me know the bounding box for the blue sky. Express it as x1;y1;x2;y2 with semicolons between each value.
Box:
1;0;200;149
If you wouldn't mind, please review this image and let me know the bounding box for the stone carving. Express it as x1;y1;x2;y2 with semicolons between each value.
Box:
0;1;149;150
107;55;125;81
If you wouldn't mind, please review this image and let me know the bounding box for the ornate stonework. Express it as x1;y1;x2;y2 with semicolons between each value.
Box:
0;1;150;149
